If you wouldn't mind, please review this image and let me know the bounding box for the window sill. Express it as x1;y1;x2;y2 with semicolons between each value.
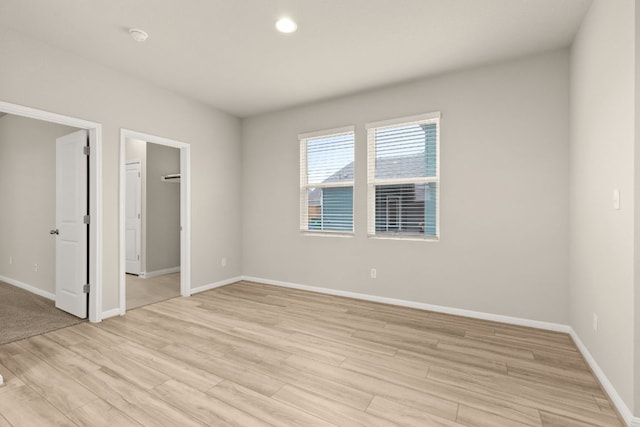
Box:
368;234;439;242
301;231;355;238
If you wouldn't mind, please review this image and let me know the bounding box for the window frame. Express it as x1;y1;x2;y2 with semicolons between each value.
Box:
299;125;355;235
366;112;441;240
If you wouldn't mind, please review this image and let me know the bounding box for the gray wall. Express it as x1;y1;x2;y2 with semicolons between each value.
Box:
0;114;78;294
570;0;636;412
242;50;571;324
146;143;180;272
0;28;242;312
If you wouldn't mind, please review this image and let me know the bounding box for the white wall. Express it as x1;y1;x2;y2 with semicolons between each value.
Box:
0;114;78;294
146;143;180;272
125;138;147;273
0;28;242;313
242;50;571;324
569;0;636;413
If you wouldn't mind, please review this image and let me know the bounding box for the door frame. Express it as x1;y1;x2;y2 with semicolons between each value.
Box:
0;100;103;323
119;129;191;315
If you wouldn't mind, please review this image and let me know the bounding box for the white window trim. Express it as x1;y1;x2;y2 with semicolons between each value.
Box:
299;126;355;235
298;125;355;141
366;111;441;130
366;112;441;240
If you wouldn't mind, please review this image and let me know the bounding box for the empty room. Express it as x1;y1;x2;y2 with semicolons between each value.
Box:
0;0;638;426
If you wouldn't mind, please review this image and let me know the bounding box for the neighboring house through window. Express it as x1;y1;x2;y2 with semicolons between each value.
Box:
299;126;355;233
366;112;440;239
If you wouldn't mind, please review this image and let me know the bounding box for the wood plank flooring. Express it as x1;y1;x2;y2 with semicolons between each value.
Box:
126;272;180;310
0;281;624;426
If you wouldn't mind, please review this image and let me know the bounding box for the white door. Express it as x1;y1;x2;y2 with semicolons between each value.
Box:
125;162;142;274
54;130;88;318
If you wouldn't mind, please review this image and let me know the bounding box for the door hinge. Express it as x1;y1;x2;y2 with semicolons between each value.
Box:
83;146;90;156
83;215;91;224
137;254;140;261
83;284;90;294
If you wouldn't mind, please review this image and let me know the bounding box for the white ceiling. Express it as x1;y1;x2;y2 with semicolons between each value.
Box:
0;0;591;117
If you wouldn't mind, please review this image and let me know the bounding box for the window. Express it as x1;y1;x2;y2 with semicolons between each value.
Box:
367;112;440;239
300;126;355;233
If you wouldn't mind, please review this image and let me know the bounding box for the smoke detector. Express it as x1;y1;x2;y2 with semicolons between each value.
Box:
129;28;149;42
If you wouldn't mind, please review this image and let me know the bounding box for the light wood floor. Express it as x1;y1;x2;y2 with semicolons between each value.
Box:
0;281;623;426
126;272;180;310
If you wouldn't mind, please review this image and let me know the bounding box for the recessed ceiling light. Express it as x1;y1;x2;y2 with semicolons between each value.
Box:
275;17;297;34
129;28;149;42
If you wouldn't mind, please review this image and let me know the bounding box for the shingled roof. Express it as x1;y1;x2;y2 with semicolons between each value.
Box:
308;153;429;205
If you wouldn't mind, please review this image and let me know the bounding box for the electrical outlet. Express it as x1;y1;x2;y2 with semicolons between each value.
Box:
370;268;377;279
34;264;38;272
8;256;12;265
221;257;227;267
593;313;598;332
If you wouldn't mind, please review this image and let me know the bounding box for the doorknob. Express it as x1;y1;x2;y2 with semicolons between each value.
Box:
50;229;59;235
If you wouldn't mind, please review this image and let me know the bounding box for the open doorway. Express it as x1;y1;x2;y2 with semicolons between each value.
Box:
0;114;86;344
119;129;191;314
124;139;181;309
0;101;103;325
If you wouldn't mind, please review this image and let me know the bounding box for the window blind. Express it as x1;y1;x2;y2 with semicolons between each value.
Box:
367;113;440;238
300;127;355;233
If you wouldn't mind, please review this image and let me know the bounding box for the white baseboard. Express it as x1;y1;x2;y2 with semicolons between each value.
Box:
140;267;180;279
0;275;55;300
569;329;639;427
240;275;636;426
191;276;242;295
101;308;121;320
240;276;570;333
